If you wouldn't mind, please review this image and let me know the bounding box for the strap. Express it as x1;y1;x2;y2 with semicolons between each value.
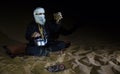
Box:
38;24;44;39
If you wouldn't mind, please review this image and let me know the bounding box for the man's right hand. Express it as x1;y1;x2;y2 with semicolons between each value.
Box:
31;32;40;38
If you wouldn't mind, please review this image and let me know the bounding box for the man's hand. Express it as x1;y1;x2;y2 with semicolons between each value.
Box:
53;12;63;24
31;32;40;38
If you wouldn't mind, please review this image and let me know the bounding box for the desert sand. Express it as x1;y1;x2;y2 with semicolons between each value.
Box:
0;9;120;74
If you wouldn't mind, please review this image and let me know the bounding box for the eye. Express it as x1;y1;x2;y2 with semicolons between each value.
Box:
36;13;44;15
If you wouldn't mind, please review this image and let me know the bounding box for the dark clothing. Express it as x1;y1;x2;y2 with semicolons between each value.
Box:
26;41;66;56
25;20;73;56
47;20;75;41
25;21;48;46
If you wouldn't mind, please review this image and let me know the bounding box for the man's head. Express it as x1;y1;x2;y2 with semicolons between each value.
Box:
33;7;46;25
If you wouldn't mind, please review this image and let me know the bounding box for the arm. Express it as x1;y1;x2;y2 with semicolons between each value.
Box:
25;22;40;41
59;26;77;36
53;12;79;36
25;23;34;41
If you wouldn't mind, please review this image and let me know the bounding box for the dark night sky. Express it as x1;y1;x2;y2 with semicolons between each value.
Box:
0;0;119;15
1;0;120;22
0;0;120;33
0;0;120;42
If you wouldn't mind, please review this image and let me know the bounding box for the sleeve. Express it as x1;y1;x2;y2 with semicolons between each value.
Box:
25;23;35;41
59;25;78;36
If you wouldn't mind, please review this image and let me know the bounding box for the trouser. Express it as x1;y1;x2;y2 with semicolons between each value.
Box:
26;41;66;56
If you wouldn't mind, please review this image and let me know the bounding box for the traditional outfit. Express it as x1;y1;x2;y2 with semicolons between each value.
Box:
25;7;70;56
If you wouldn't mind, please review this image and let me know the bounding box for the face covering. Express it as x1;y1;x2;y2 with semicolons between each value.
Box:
33;7;46;25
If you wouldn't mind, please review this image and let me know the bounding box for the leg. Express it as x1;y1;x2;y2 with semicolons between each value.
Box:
47;41;68;52
25;46;49;56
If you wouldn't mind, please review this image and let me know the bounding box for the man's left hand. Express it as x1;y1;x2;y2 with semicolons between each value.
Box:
53;12;63;24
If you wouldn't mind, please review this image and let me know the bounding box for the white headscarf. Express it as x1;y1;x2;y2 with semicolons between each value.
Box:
33;7;46;25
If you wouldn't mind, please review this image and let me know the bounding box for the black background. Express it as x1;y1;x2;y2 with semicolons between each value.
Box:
0;0;120;39
1;0;120;24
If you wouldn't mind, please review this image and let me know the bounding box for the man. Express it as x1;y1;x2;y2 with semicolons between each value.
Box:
25;7;71;56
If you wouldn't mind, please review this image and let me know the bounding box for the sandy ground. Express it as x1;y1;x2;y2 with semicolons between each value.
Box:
0;12;120;74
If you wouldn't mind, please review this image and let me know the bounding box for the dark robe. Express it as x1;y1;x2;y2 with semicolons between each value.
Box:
25;20;76;56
